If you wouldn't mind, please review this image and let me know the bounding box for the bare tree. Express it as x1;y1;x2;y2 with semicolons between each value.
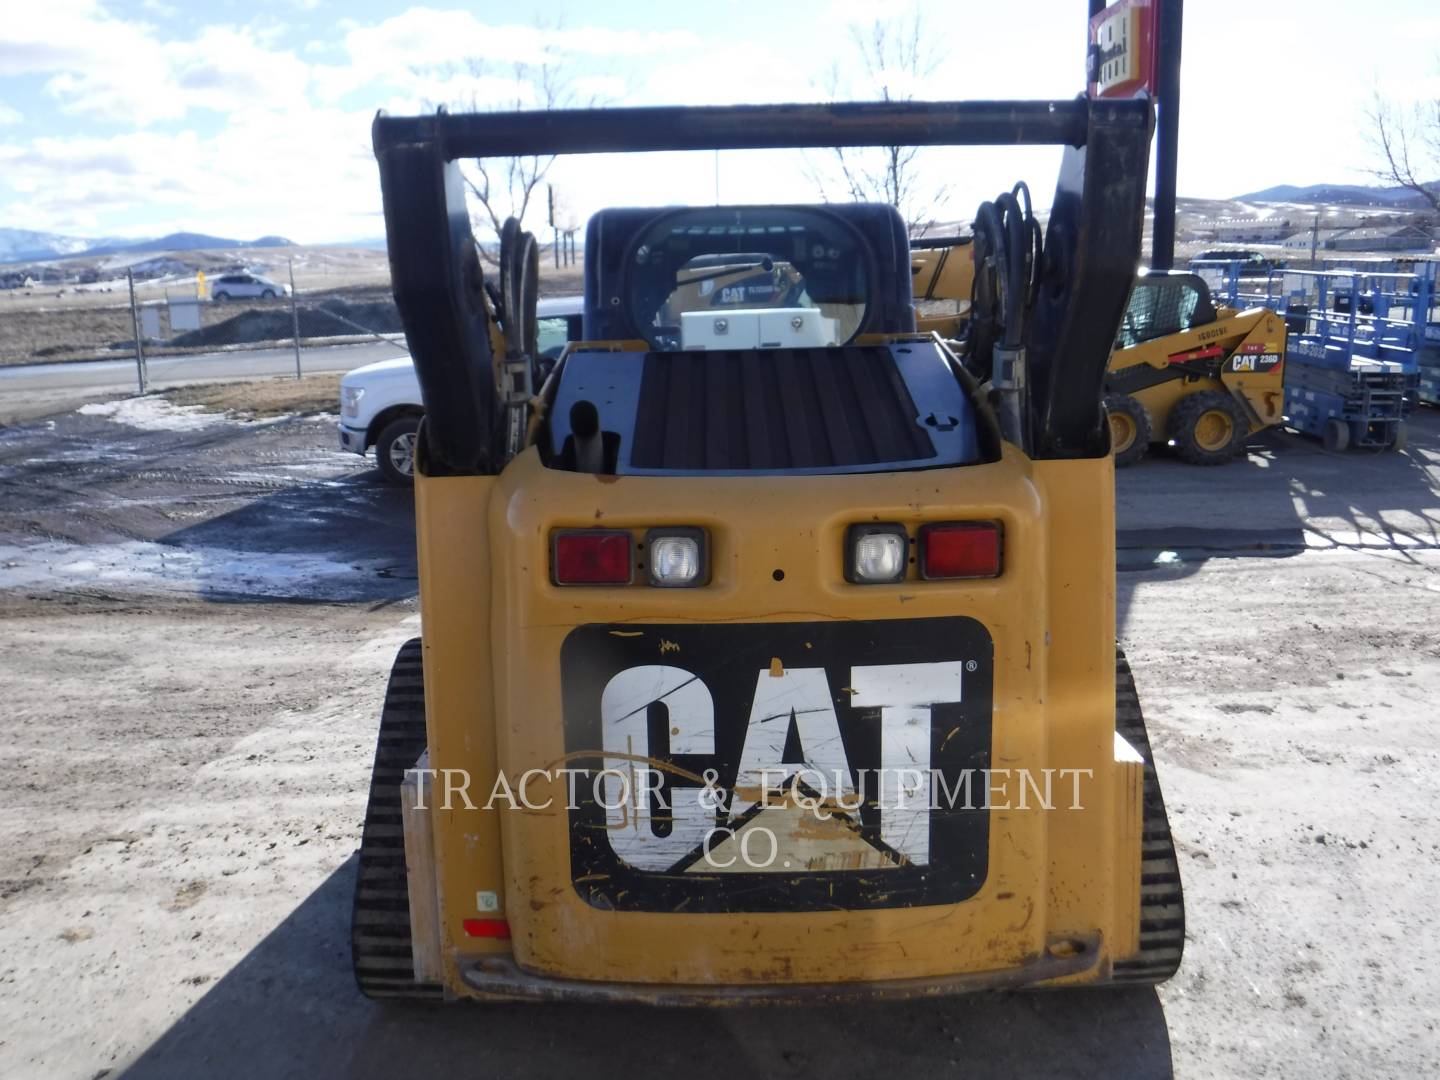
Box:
459;58;568;255
1367;90;1440;213
417;39;601;263
813;11;950;235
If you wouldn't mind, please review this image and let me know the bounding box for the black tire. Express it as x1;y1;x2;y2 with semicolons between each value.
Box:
1104;393;1151;467
212;291;229;302
375;415;421;485
261;288;276;300
351;639;443;1001
1322;418;1350;453
1168;390;1246;465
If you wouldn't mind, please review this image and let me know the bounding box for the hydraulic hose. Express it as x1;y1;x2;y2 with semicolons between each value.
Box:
966;182;1043;451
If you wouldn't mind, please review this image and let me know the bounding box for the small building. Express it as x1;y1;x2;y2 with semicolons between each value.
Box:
1282;229;1347;252
1328;225;1434;252
1211;219;1292;243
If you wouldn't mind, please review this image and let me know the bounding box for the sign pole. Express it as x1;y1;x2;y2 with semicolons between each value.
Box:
127;269;147;394
289;258;302;380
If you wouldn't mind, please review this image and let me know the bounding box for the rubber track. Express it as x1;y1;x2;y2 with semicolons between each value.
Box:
350;638;444;1001
1111;648;1187;984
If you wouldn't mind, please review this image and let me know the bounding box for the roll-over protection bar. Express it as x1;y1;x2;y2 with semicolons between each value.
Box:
372;97;1153;474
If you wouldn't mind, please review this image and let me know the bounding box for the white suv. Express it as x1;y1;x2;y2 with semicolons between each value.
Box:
210;272;289;301
338;296;583;483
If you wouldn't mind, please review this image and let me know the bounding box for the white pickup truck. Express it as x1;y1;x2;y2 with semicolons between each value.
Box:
338;297;582;483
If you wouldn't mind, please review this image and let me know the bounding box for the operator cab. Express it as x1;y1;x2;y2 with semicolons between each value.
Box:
1118;270;1217;348
547;203;989;476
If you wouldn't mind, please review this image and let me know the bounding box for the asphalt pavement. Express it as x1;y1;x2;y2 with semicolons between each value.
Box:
0;340;406;394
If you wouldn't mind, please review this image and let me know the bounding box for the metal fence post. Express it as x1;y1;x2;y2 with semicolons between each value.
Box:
126;269;147;394
289;258;302;380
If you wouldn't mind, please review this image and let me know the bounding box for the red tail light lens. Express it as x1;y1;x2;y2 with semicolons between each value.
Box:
919;522;1002;579
552;530;633;585
462;918;512;939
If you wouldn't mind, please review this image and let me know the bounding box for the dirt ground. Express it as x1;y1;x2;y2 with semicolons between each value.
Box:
0;393;1437;1079
163;373;342;418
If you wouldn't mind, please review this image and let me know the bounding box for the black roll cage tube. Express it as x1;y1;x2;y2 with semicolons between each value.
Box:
372;97;1153;475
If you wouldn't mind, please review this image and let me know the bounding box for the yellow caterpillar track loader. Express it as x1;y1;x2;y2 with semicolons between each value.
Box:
352;12;1183;1005
1104;270;1286;465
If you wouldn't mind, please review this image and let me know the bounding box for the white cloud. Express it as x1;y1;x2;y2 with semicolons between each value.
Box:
0;102;380;242
6;0;1436;247
317;9;697;105
3;1;312;125
342;9;696;70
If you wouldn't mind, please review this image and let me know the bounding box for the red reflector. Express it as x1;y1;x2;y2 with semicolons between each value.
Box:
919;523;1002;579
553;530;632;585
462;918;511;939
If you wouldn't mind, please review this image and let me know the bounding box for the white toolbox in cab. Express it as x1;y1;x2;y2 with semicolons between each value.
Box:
681;307;839;351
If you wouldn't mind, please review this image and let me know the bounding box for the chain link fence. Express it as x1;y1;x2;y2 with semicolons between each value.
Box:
0;257;404;381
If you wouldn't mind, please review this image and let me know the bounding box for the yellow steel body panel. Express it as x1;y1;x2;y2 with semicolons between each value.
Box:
413;424;1144;995
911;243;974;339
911;242;975;305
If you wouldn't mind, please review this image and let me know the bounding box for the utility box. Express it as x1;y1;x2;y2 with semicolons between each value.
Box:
139;305;163;341
169;298;202;333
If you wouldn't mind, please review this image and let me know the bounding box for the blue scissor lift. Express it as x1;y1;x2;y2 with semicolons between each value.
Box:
1193;259;1429;451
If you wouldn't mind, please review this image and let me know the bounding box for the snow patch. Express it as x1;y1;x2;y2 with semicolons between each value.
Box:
78;396;222;433
0;540;395;600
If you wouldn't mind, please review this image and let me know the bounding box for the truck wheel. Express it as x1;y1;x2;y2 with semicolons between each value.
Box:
1392;422;1408;453
1322;418;1350;453
376;416;420;485
1104;393;1151;467
1168;391;1246;465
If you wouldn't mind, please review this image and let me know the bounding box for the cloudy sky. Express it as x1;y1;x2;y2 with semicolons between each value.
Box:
2;0;1438;244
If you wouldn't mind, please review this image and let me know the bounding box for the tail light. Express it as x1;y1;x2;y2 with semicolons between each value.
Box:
919;522;1002;579
552;528;710;586
462;918;512;939
552;530;632;585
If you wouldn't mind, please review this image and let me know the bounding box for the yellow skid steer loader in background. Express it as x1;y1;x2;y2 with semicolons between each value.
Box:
1105;270;1287;465
911;235;975;340
907;247;1287;466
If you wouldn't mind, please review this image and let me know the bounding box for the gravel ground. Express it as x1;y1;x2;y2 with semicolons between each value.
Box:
0;400;1436;1078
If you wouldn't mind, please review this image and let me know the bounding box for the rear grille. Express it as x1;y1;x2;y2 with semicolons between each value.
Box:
628;346;936;470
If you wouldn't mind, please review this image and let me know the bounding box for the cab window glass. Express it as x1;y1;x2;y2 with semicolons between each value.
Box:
1119;280;1202;348
537;316;569;359
625;207;871;351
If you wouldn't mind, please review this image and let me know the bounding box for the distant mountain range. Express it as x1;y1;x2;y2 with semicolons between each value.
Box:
0;228;296;264
1231;182;1435;208
0;227;116;263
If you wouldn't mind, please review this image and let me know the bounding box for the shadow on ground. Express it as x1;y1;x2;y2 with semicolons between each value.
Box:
122;858;1173;1080
161;471;418;603
1114;409;1440;634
